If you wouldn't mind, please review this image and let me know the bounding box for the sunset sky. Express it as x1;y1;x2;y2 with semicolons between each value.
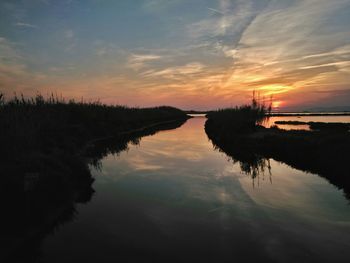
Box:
1;0;350;110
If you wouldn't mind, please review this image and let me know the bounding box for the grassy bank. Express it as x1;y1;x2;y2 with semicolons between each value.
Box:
0;93;189;192
205;100;350;198
0;94;187;156
206;96;270;133
0;93;189;261
1;94;188;174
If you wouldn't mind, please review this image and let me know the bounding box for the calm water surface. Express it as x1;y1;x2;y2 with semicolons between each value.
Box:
265;116;350;130
41;118;350;262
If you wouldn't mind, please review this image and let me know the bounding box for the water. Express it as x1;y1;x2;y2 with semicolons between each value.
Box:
265;115;350;130
40;118;350;262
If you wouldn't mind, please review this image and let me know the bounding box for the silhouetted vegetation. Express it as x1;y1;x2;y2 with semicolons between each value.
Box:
270;112;350;116
185;110;209;114
275;121;350;132
0;93;189;262
205;97;350;198
0;93;187;157
206;93;271;133
0;93;188;185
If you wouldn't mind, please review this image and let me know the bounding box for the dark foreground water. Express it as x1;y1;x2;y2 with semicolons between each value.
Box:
41;118;350;262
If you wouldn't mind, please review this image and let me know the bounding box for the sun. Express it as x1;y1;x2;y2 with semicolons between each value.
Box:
271;100;283;109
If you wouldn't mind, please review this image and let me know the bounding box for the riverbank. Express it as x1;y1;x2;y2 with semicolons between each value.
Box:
270;112;350;116
0;94;189;262
7;118;187;263
205;107;350;198
0;94;189;179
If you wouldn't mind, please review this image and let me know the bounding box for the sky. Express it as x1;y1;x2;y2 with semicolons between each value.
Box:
0;0;350;110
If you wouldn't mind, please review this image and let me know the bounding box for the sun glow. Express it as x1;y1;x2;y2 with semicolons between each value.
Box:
271;100;284;109
256;84;294;96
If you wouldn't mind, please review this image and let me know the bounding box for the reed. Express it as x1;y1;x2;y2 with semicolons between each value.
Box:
206;92;271;134
0;93;187;158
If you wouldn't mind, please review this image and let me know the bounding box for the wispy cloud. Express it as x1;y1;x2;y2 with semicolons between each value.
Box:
0;37;22;61
142;62;205;78
207;7;224;15
188;0;264;39
14;22;38;29
302;45;350;59
127;54;162;71
62;29;77;52
0;37;48;92
143;0;184;13
300;61;350;70
1;0;349;109
64;30;74;39
220;0;350;103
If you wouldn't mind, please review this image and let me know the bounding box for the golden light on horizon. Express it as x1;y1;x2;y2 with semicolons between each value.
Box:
272;100;284;109
256;84;294;96
0;0;349;110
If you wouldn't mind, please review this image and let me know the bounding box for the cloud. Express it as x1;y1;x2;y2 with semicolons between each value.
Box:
188;0;267;41
0;37;49;93
207;7;225;15
302;45;350;59
1;0;349;110
127;54;162;70
0;37;22;61
62;30;77;52
64;30;74;39
141;62;205;78
220;0;350;101
14;22;38;29
299;61;350;70
96;48;107;56
143;0;185;13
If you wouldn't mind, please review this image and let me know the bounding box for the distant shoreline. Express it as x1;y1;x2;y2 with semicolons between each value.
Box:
185;111;350;116
269;112;350;116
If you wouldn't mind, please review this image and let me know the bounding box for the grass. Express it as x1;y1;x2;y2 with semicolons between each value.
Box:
1;92;189;188
206;93;271;134
0;93;187;157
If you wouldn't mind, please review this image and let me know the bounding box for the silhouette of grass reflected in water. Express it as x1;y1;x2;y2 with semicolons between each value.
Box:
205;100;350;199
211;142;272;188
0;93;189;262
14;119;187;263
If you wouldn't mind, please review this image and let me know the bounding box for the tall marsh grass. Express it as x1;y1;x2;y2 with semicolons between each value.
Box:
0;93;187;158
206;92;271;133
